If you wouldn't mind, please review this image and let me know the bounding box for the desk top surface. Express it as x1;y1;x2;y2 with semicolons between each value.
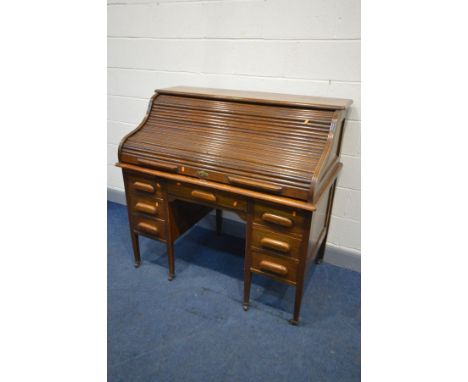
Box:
158;87;353;110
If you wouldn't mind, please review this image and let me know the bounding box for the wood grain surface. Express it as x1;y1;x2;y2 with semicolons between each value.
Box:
118;87;351;325
119;88;351;201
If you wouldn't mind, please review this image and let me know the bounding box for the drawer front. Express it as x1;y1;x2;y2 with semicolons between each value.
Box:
128;195;166;220
254;202;305;235
131;216;166;239
125;172;164;199
167;181;246;212
250;251;298;284
251;224;303;259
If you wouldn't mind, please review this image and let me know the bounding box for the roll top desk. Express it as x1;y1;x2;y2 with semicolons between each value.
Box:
116;86;352;325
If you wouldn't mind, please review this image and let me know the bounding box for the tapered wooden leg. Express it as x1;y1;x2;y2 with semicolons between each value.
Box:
289;280;304;325
215;209;223;235
243;269;252;311
315;240;327;264
167;241;175;281
243;200;254;311
315;180;337;265
131;231;141;268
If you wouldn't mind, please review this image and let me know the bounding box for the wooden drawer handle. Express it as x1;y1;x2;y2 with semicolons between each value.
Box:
190;190;217;202
260;237;291;254
259;260;288;276
227;176;283;193
138;158;178;172
133;181;154;193
137;222;159;235
261;213;293;228
135;202;157;215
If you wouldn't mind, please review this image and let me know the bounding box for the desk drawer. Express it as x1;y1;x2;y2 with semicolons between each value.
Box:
254;202;305;235
125;172;163;199
167;182;246;211
251;224;302;259
250;251;298;284
128;197;166;219
131;216;166;239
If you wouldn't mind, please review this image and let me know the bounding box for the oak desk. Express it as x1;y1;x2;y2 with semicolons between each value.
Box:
116;86;352;325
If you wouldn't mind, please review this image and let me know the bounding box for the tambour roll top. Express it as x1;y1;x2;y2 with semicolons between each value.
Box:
117;86;354;324
118;87;352;203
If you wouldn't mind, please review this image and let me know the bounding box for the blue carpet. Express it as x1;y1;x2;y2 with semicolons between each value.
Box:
108;201;360;381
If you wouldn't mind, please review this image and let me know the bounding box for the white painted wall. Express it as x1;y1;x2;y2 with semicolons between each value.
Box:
107;0;361;254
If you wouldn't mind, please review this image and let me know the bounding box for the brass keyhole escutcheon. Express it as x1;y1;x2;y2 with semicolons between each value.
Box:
197;170;209;178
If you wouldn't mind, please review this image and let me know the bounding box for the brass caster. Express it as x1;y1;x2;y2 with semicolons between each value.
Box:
243;304;249;311
168;274;175;281
134;261;141;268
288;318;299;326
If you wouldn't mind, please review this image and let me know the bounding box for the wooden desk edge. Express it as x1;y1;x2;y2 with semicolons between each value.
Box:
314;162;343;204
155;86;353;110
116;162;317;212
156;87;353;110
